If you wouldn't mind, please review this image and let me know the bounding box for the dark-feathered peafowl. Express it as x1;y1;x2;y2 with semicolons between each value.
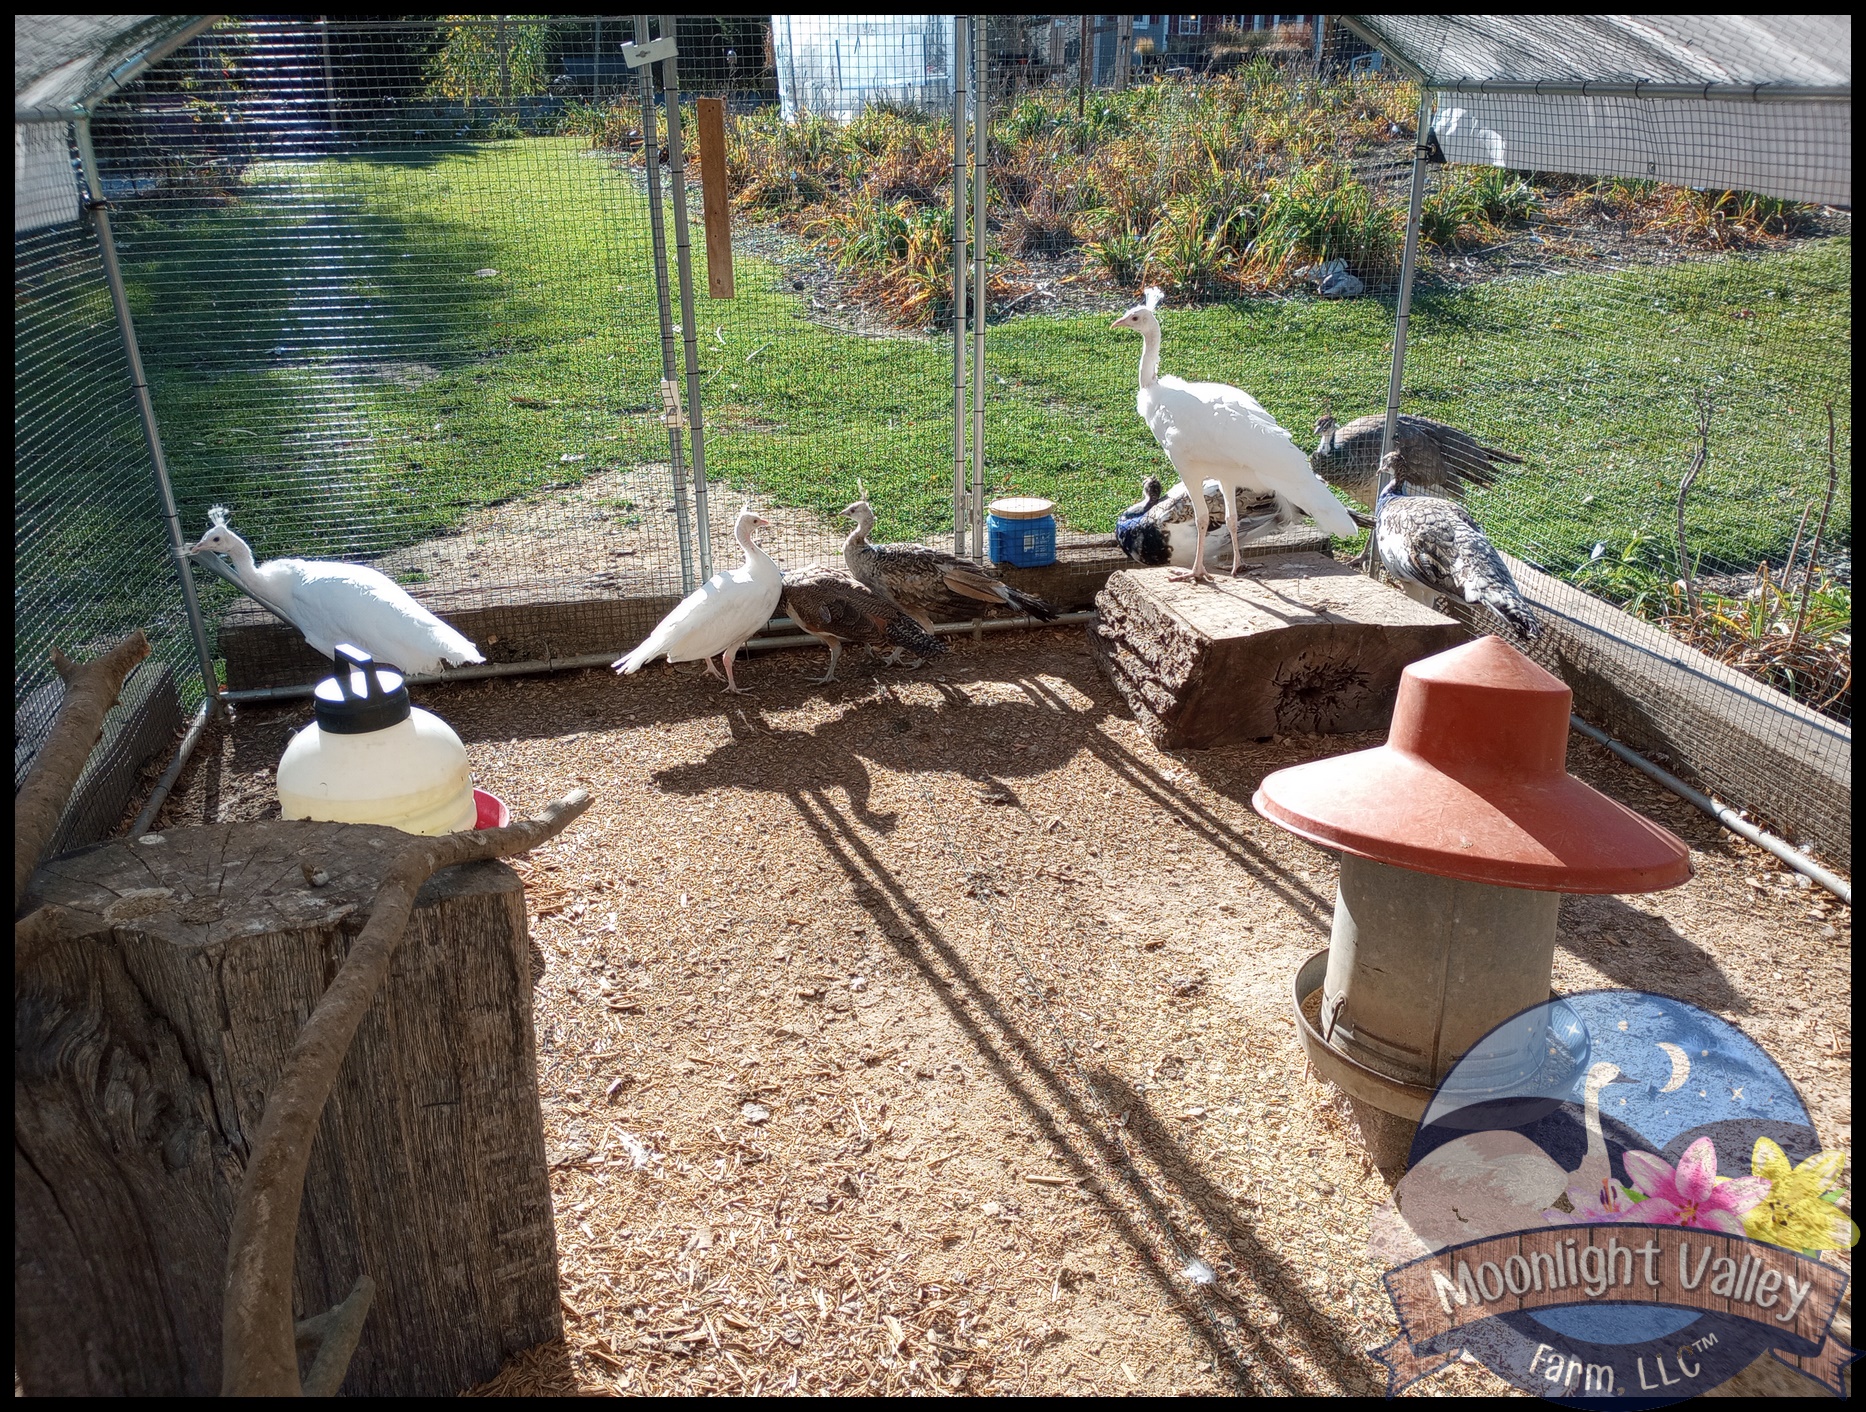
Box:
1374;452;1540;639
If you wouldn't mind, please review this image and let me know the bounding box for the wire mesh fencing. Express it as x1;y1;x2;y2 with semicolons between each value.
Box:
1396;85;1850;859
82;17;693;669
17;15;1850;860
15;121;198;788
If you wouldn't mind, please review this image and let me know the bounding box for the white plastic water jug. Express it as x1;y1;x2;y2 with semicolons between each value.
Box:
277;645;477;835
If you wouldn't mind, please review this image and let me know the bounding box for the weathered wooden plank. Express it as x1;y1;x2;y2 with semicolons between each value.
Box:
212;527;1334;691
17;822;560;1396
1090;555;1468;749
696;96;734;298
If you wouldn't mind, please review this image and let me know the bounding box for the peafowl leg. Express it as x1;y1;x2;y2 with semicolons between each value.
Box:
805;639;842;685
702;656;725;681
1221;482;1245;577
1166;480;1215;584
720;644;753;694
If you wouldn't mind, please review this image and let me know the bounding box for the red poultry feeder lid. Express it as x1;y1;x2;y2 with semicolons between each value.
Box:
1252;636;1692;893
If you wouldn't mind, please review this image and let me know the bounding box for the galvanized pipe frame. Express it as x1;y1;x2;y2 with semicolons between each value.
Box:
1373;85;1434;536
13;15;224;125
129;697;214;838
658;13;716;581
951;15;972;557
71;118;224;718
1568;715;1851;906
636;14;699;594
969;15;988;563
214;610;1097;703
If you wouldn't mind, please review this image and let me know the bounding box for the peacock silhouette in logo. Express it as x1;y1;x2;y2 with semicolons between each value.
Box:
1370;990;1856;1405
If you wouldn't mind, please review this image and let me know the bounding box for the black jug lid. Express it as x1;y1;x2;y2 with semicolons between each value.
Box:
313;645;410;735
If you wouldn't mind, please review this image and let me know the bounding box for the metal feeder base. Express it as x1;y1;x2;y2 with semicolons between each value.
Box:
1293;948;1433;1174
1292;855;1562;1176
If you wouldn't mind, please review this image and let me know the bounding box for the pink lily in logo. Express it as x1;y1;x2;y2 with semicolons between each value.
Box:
1623;1137;1768;1233
1543;1175;1645;1225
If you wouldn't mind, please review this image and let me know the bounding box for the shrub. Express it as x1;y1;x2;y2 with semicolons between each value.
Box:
425;17;555;101
1422;165;1536;249
1084;229;1146;287
1145;194;1234;293
561;98;635;150
1004;201;1078;258
1645;187;1813;247
1252;161;1402;279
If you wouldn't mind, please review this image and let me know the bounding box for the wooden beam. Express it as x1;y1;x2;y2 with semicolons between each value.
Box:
695;96;734;298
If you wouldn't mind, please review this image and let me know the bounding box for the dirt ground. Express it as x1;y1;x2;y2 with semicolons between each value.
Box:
152;627;1852;1397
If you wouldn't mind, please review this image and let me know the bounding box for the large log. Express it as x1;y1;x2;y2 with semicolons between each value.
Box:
16;821;560;1397
1090;555;1467;749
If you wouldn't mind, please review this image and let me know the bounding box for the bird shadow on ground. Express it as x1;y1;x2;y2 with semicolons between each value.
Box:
1558;894;1752;1014
775;780;1375;1394
647;675;1104;831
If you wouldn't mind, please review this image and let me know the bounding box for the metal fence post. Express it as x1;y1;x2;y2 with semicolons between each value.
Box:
969;16;987;560
73;117;222;711
1375;86;1435;560
636;14;697;593
660;15;714;581
951;15;970;556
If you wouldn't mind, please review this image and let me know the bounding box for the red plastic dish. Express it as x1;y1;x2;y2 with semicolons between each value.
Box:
473;788;511;830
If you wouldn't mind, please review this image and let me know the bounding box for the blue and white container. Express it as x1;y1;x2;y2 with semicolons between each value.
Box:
986;497;1057;568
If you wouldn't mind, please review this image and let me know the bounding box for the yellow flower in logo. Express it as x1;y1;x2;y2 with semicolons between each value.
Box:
1743;1138;1858;1253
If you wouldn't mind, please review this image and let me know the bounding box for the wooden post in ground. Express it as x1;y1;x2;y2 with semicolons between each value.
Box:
695;96;734;298
16;820;561;1396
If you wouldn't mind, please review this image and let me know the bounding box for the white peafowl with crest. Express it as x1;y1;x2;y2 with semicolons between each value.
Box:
1112;286;1357;583
614;503;783;693
188;505;485;675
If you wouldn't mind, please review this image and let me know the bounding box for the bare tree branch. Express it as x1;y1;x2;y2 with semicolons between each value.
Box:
13;904;115;980
1674;399;1711;619
296;1274;376;1397
14;632;151;916
220;788;594;1396
1789;403;1839;651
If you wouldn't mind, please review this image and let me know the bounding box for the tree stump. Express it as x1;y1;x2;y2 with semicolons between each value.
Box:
16;820;561;1397
1090;555;1468;749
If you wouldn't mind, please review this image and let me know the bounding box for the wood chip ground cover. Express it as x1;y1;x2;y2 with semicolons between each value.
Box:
152;629;1851;1397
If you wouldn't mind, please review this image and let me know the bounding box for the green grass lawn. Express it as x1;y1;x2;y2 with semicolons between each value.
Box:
26;137;1850;673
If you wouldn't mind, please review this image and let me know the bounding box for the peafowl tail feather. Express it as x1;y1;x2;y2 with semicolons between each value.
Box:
887;614;948;658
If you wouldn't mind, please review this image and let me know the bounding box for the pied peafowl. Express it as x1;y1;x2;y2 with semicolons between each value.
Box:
1312;412;1524;508
1374;452;1541;639
781;565;948;682
841;500;1058;631
1112;287;1357;584
1114;475;1290;569
188;506;485;675
614;504;783;693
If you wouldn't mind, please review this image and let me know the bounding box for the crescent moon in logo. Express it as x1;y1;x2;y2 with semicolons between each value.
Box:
1657;1041;1691;1094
